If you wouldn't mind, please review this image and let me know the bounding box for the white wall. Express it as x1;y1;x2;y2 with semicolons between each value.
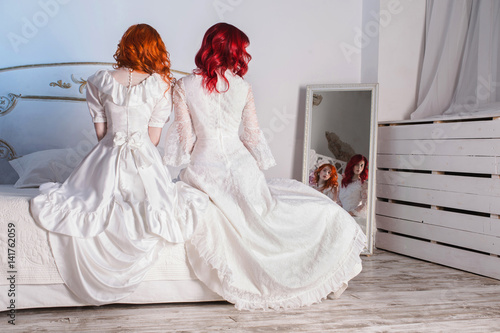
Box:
361;0;380;83
377;0;426;121
0;0;364;180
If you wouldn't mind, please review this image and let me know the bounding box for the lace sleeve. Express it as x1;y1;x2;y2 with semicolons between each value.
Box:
86;81;107;123
353;181;368;215
163;79;196;167
240;86;276;170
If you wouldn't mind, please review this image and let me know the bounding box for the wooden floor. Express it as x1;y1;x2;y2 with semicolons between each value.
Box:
6;250;500;332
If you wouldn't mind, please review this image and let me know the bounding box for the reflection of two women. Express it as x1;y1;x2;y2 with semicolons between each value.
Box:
311;154;368;218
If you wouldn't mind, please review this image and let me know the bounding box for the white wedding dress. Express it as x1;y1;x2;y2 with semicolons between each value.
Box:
339;179;369;235
30;70;207;305
163;71;367;310
339;179;368;218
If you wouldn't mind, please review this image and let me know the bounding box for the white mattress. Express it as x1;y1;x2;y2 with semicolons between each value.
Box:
0;185;222;310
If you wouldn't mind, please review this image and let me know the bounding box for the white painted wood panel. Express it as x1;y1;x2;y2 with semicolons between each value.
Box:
377;216;500;255
376;116;500;279
376;232;500;280
377;138;500;157
377;154;499;174
376;201;500;237
378;119;500;141
376;170;500;196
376;184;500;215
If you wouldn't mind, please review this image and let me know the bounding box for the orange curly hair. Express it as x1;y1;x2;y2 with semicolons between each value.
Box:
314;163;338;191
113;24;173;86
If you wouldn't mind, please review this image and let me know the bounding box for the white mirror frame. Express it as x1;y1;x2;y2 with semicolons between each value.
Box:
302;83;378;255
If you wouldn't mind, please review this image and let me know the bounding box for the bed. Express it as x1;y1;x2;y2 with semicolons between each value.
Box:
0;62;223;310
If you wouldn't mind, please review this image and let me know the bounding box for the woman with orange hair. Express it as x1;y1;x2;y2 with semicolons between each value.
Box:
164;23;366;310
311;163;340;203
30;24;208;305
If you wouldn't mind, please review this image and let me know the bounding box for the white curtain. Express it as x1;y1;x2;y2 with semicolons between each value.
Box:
411;0;500;120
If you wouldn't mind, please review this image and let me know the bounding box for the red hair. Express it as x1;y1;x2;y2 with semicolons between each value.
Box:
342;154;369;188
113;24;173;86
194;23;251;93
314;164;338;190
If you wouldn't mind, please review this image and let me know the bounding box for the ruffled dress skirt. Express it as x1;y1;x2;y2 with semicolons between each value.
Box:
30;133;207;304
179;140;367;310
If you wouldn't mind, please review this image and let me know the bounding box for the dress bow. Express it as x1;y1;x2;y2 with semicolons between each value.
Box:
113;131;128;147
113;132;152;169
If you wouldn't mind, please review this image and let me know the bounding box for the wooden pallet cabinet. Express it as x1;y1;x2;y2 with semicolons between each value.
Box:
376;115;500;279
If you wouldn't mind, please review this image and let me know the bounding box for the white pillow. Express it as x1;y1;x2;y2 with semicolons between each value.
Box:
9;148;84;188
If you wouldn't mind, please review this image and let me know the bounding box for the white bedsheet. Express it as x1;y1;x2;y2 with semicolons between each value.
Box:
0;185;222;310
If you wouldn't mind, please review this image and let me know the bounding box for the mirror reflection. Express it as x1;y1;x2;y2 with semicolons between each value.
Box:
303;84;378;254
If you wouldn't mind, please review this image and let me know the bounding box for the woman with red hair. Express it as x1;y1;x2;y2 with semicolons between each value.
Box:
311;163;340;203
164;23;366;310
339;154;369;218
31;24;208;305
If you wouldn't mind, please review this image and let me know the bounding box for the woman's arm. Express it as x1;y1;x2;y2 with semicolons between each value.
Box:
333;185;340;204
163;79;196;166
94;122;107;141
351;181;368;216
148;127;162;146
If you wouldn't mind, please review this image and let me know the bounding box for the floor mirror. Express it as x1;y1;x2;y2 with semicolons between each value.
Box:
302;84;378;254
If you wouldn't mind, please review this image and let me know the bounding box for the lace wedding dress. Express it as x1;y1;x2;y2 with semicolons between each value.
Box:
339;180;368;218
163;71;367;310
339;179;369;235
30;69;207;304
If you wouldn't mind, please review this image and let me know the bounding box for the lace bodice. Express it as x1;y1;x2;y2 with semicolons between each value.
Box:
163;71;276;169
339;179;368;217
86;70;172;138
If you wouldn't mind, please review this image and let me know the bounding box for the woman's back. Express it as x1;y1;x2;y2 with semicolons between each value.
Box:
165;69;366;311
87;69;171;139
167;71;274;170
179;72;249;141
162;22;367;310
